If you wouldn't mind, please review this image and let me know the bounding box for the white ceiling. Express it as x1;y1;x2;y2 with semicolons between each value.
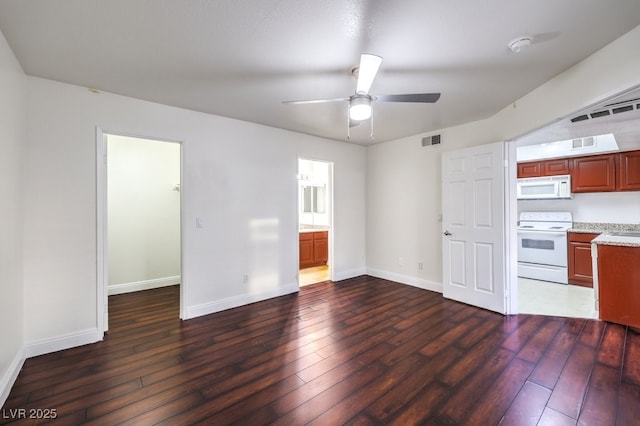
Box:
1;0;640;145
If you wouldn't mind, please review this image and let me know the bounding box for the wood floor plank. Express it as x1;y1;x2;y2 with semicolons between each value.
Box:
577;364;620;426
2;278;639;425
529;318;584;389
464;358;535;425
598;322;627;368
435;348;516;423
616;381;640;426
499;380;551;426
537;406;578;426
547;342;597;420
367;344;462;422
622;327;640;386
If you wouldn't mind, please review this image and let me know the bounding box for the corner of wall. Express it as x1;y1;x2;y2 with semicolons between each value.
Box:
0;347;26;408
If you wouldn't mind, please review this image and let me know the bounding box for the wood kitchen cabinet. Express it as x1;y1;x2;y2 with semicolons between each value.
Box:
567;232;598;287
617;150;640;191
299;232;314;268
517;161;542;178
299;230;328;268
313;231;328;265
597;244;640;328
570;154;616;192
517;149;640;193
543;158;570;176
517;158;569;178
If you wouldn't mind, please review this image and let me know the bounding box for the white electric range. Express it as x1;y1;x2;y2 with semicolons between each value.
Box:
517;211;573;284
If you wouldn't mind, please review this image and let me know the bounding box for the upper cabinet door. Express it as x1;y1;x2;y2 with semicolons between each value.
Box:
617;151;640;191
517;161;541;178
570;154;616;192
543;159;570;176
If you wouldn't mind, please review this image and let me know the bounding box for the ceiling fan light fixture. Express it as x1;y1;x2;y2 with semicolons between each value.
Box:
349;96;372;121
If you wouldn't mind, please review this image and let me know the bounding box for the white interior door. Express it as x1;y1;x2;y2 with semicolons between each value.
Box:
442;142;506;313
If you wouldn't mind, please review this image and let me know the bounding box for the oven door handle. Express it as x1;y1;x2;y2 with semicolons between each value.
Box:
518;231;566;237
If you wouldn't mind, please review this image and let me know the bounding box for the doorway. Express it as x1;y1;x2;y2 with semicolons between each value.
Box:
510;85;640;318
97;132;182;332
298;158;333;286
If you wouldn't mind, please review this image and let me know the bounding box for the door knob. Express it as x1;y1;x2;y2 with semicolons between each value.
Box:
443;230;452;236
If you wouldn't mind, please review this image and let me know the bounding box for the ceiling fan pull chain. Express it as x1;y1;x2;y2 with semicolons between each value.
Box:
346;106;351;140
369;108;375;139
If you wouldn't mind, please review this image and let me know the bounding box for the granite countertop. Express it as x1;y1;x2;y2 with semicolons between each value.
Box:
569;222;640;247
592;233;640;247
569;222;640;234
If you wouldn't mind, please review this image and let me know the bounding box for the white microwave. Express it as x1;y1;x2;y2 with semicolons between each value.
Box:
517;175;571;200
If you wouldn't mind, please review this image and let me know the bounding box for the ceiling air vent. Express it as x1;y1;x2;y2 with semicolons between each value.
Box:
422;134;441;147
590;110;610;119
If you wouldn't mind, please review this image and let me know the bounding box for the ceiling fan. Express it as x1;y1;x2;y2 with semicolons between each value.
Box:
283;54;441;139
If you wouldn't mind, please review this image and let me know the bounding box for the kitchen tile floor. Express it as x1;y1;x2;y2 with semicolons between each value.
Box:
518;277;598;319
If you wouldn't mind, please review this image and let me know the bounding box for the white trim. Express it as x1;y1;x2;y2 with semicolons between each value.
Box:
332;267;367;282
505;141;519;315
96;127;108;335
366;268;443;293
24;328;101;359
184;283;298;320
108;276;181;295
0;347;25;408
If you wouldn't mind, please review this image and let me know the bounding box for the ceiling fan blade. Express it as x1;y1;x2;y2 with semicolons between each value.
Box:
376;93;441;103
283;97;348;105
356;54;382;94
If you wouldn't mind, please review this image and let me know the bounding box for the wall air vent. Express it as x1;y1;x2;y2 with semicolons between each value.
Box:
572;137;595;149
571;114;589;123
570;97;640;123
422;134;441;147
612;105;634;114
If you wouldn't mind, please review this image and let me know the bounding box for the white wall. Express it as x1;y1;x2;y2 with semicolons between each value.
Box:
0;29;25;405
22;76;366;354
366;25;640;291
518;192;640;224
107;135;181;294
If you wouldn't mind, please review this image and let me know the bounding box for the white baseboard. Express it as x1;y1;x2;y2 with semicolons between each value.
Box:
0;347;25;408
184;282;299;320
25;328;102;359
108;276;180;295
366;268;443;293
332;267;367;282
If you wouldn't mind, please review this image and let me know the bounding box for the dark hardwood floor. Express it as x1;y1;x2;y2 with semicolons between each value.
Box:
2;276;640;425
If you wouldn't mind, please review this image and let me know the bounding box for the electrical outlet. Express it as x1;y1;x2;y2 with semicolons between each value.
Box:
398;257;404;266
242;274;249;284
418;261;424;270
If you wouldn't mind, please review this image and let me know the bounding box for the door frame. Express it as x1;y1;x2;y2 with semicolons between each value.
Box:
297;157;335;284
505;140;518;314
96;127;185;334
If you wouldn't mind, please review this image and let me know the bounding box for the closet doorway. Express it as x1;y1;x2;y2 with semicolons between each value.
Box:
97;132;182;332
